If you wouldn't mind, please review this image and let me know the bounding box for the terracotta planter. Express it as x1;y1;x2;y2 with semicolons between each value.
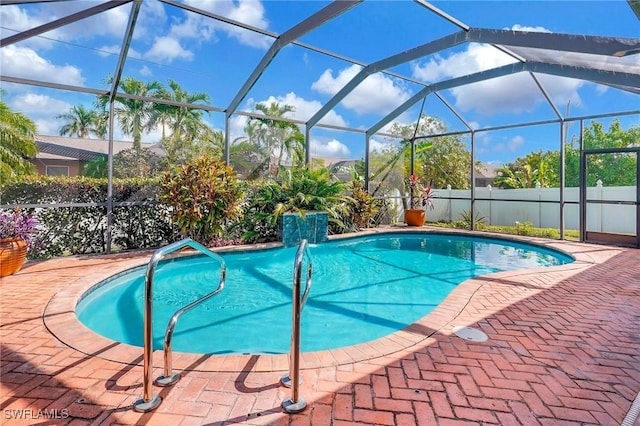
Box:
0;238;28;277
404;209;426;226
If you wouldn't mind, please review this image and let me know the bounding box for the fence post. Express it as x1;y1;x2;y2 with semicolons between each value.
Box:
447;185;452;222
597;179;603;232
487;184;492;225
536;182;541;227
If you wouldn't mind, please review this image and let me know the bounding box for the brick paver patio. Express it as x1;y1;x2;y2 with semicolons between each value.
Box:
1;229;639;425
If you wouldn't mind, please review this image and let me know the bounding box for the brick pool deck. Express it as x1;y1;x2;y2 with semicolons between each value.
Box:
1;228;639;425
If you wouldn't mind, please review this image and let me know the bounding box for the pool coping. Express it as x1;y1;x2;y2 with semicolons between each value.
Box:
43;227;598;373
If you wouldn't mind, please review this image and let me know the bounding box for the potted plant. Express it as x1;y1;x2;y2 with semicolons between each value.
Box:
405;174;435;226
0;210;40;277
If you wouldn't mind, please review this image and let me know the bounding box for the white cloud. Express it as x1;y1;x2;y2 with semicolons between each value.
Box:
0;5;54;49
229;114;250;143
11;93;72;135
4;2;135;48
145;36;194;63
0;5;36;39
176;0;272;49
1;45;85;87
510;25;551;33
139;65;153;77
223;0;271;48
368;137;396;153
468;121;480;130
95;44;142;60
480;134;526;155
509;135;525;151
411;25;585;116
139;124;164;144
310;138;350;158
595;84;608;95
63;5;131;41
95;45;122;57
138;0;271;64
132;0;169;40
312;65;412;116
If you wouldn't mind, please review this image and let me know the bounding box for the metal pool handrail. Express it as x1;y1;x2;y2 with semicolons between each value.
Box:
133;238;226;413
281;239;313;414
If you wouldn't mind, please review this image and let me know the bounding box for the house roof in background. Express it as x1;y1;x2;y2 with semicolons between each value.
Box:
477;163;499;179
34;135;158;161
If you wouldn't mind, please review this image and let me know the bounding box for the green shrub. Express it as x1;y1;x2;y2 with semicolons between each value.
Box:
230;180;280;244
459;209;487;230
160;156;244;244
271;167;350;226
231;167;354;241
0;175;176;258
338;176;380;232
432;219;580;240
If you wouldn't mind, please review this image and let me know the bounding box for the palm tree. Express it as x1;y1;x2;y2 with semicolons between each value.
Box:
99;76;163;151
56;105;103;138
0;98;38;183
154;80;210;142
245;102;304;177
495;152;549;188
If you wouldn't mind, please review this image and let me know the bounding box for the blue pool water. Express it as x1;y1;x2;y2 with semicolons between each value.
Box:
76;233;573;354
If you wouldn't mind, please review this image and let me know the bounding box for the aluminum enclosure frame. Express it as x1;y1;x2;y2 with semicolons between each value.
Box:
1;0;639;249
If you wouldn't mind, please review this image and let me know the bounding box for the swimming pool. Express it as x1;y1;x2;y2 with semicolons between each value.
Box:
76;232;573;354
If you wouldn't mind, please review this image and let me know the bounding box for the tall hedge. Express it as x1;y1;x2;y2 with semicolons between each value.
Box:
1;176;178;259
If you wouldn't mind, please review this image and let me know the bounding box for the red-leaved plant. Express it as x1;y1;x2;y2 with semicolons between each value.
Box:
409;174;435;210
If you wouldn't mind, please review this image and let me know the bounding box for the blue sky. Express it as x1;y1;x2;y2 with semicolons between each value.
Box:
1;0;638;166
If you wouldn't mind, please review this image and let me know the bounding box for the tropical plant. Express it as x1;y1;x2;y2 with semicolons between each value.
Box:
98;76;163;151
243;102;305;178
231;180;281;243
508;121;640;188
368;142;406;199
457;209;487;229
412;134;471;190
56;105;105;138
342;172;380;231
82;155;108;178
0;98;38;184
228;139;270;179
494;164;537;189
154;79;210;140
160;156;244;244
388;114;472;189
0;209;40;249
112;147;163;178
495;151;549;189
408;173;435;210
268;166;350;227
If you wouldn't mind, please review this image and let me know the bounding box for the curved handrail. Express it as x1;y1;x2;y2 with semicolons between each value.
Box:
282;239;313;414
297;239;313;310
134;238;225;412
158;242;226;386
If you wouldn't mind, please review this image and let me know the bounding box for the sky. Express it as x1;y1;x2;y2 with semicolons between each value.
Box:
1;0;639;167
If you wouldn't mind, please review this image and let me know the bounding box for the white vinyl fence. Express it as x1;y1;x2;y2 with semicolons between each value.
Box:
393;183;637;234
